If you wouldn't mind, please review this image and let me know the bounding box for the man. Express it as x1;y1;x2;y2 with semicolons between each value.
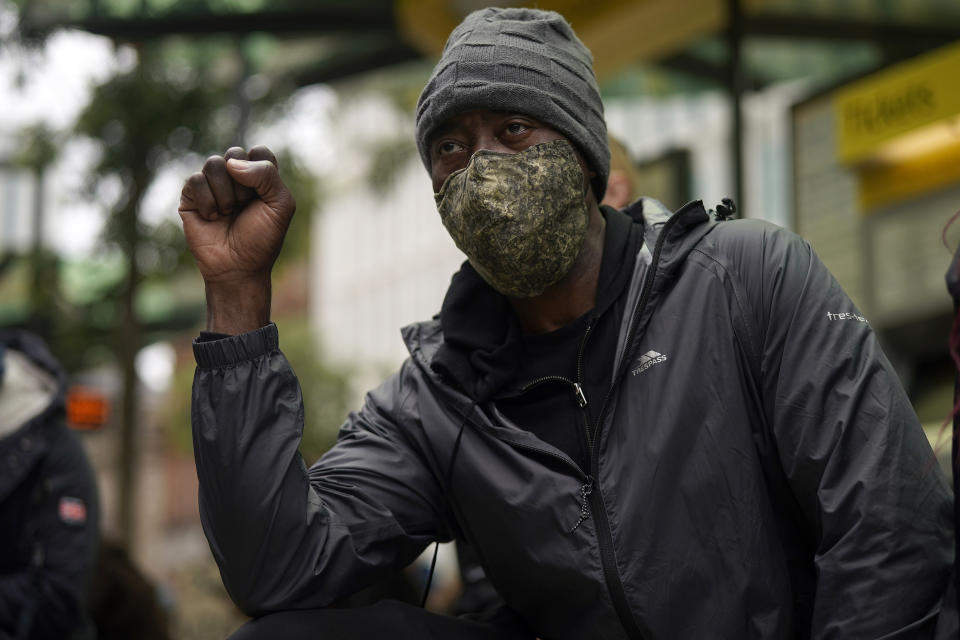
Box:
180;8;953;639
451;131;646;618
0;330;99;640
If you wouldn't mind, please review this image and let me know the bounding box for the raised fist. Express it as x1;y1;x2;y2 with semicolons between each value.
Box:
179;145;296;287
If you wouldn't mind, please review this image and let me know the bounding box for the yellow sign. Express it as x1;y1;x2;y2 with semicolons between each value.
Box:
859;136;960;210
836;41;960;165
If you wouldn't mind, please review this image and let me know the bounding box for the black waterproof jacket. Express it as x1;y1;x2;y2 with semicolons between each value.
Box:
192;200;953;639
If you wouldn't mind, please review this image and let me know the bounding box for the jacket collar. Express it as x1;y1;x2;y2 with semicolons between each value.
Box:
424;206;640;402
404;199;714;398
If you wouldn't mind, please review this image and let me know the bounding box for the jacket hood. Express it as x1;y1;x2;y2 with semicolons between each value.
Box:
0;330;67;440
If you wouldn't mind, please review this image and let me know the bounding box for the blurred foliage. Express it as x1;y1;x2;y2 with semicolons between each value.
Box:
336;59;430;116
15;123;59;170
365;136;415;197
6;125;65;338
0;258;30;326
73;43;231;204
22;40;240;374
10;0;364;22
162;356;194;455
0;33;323;365
69;38;325;286
273;150;321;269
282;316;352;462
329;62;427;197
6;0;362;463
38;24;343;458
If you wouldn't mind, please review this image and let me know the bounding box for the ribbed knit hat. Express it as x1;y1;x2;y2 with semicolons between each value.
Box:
415;7;610;200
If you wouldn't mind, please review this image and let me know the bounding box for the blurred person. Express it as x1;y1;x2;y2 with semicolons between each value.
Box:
599;135;640;210
180;7;954;639
0;330;99;640
87;539;171;640
943;227;960;626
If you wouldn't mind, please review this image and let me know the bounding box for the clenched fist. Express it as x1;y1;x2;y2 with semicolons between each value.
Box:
179;145;296;334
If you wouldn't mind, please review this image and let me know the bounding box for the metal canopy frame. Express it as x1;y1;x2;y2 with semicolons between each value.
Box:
14;0;960;209
18;1;959;91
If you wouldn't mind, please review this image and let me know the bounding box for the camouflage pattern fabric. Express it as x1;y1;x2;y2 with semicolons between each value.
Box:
434;139;589;298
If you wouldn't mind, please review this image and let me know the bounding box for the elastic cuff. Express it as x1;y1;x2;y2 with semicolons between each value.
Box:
192;323;278;369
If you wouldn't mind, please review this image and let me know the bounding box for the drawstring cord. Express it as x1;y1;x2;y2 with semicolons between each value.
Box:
420;542;441;609
420;400;476;608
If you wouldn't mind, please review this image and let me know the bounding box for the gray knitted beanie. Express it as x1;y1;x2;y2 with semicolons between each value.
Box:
415;7;610;200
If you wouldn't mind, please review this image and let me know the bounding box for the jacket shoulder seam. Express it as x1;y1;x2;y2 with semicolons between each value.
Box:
689;245;764;372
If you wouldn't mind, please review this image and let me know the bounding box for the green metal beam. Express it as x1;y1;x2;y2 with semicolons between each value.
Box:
292;37;421;86
36;6;397;39
744;14;959;46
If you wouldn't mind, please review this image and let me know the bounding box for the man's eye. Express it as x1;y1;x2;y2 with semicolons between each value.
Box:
437;141;462;155
506;122;530;135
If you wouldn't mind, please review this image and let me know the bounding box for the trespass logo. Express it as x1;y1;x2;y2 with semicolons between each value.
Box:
632;350;668;376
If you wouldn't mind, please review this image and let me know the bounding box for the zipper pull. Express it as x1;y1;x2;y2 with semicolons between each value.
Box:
573;382;587;408
570;476;594;533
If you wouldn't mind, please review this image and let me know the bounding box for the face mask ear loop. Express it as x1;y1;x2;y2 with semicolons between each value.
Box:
420;399;476;609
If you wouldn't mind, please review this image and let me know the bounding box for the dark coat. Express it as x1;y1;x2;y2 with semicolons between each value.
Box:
0;331;99;640
192;200;953;639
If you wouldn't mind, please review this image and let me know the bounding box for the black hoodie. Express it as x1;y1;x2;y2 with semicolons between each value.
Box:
433;206;642;470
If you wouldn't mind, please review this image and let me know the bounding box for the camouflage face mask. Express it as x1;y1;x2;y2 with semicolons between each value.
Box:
434;139;589;298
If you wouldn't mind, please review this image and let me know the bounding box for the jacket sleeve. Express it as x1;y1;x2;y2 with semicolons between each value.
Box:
0;423;100;640
732;222;953;638
192;324;449;616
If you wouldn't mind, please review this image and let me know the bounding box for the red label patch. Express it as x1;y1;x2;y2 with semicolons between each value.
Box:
58;497;87;525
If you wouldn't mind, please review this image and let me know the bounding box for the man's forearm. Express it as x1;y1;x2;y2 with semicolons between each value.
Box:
192;329;325;614
205;276;271;334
